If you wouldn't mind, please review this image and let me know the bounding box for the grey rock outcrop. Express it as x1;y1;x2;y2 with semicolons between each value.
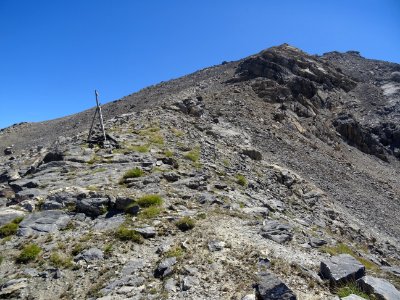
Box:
17;210;71;236
357;276;400;300
320;254;365;284
260;220;293;244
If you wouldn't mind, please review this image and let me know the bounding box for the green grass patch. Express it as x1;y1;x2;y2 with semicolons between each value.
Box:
71;243;86;256
171;128;184;137
49;252;73;268
136;194;163;207
0;256;3;265
149;133;164;145
93;167;107;174
164;246;184;258
16;243;41;263
0;222;19;238
236;174;248;187
123;168;144;179
335;282;370;299
104;243;113;256
184;146;200;162
164;149;174;157
139;206;163;219
175;216;195;231
115;226;143;243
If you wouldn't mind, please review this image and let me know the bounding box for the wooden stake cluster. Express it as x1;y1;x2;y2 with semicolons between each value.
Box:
87;90;107;142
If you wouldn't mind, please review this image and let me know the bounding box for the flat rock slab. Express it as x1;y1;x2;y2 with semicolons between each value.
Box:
135;226;156;238
0;208;26;226
320;254;365;284
255;271;296;300
357;276;400;300
17;210;71;236
154;257;177;278
260;220;293;244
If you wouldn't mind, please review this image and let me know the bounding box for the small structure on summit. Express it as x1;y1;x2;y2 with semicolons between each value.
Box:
86;90;119;148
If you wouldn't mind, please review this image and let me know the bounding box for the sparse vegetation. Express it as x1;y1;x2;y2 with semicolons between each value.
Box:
0;217;23;238
50;252;73;268
184;146;201;162
236;174;248;187
165;246;184;258
335;282;370;299
171;128;184;137
0;256;4;265
175;216;195;231
116;226;143;243
139;206;163;219
164;149;174;157
123;168;144;179
16;243;41;263
136;194;163;207
104;243;113;256
149;133;164;145
71;243;86;256
0;222;18;238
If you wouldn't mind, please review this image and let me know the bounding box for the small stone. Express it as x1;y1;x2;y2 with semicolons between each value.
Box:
164;278;177;292
208;240;226;252
154;257;177;278
309;238;327;248
135;226;156;238
341;295;366;300
74;247;104;262
181;276;199;291
242;295;256;300
163;172;180;182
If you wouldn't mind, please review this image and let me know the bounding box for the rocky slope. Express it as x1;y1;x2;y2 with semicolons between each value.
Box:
0;44;399;300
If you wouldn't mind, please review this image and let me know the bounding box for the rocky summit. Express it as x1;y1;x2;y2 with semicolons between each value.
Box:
0;44;399;300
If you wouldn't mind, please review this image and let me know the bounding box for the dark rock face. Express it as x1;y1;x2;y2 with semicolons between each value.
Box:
76;197;109;217
255;272;297;300
42;151;64;164
320;254;365;284
333;114;400;161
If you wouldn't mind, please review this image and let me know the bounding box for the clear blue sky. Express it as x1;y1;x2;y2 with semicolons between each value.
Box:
1;0;399;129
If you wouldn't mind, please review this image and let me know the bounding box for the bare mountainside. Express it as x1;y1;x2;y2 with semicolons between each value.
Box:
0;44;399;300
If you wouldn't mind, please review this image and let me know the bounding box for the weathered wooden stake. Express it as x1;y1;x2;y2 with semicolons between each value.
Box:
87;90;107;142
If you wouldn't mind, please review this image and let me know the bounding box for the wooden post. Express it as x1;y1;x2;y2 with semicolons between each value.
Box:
87;90;107;142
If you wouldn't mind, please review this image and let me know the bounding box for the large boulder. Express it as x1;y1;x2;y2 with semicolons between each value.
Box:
17;210;71;236
255;271;296;300
357;276;400;300
320;254;365;284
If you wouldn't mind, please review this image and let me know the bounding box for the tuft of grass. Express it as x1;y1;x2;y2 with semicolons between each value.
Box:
236;174;248;187
164;149;174;157
175;216;195;232
49;252;73;268
171;128;184;137
149;133;164;145
0;256;3;265
335;282;370;299
92;167;106;174
0;222;19;238
71;243;86;256
184;146;201;162
87;155;101;165
12;217;24;224
139;206;162;219
104;243;113;256
115;226;143;243
16;243;41;263
123;168;144;179
136;194;163;207
321;243;355;256
164;246;184;258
